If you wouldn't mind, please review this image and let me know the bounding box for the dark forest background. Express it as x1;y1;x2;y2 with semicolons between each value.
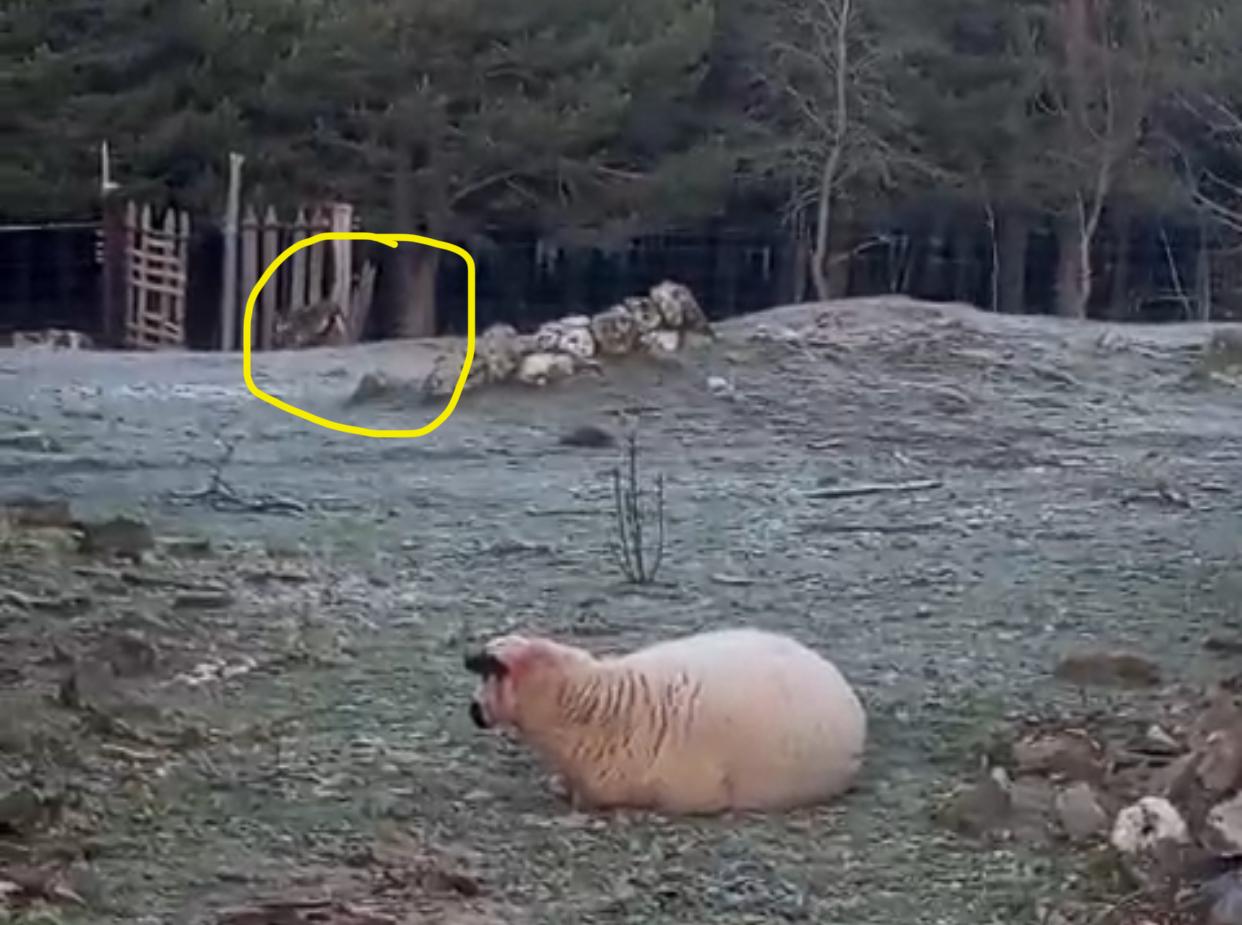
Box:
4;0;1242;341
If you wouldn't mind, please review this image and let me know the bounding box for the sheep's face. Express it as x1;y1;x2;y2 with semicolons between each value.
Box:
464;634;589;733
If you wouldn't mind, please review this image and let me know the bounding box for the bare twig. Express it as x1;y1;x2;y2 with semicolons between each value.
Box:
607;427;666;584
802;479;942;500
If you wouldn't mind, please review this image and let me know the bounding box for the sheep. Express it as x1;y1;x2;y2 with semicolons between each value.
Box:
463;627;866;815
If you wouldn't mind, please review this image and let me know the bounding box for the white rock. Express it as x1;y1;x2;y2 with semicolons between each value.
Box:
590;305;640;355
641;329;682;354
650;282;686;329
421;355;464;398
650;280;711;334
534;321;565;353
558;323;597;359
478;322;522;382
1205;793;1242;857
706;376;733;397
624;296;663;334
1110;796;1190;856
515;351;575;387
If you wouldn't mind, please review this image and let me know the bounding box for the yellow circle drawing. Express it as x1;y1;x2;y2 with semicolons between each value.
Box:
241;232;475;439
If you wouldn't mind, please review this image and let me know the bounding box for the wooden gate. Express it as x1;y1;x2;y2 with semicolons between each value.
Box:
101;201;191;348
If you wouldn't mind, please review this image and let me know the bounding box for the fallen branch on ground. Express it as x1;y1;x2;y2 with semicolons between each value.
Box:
802;479;943;500
169;433;306;515
800;520;944;534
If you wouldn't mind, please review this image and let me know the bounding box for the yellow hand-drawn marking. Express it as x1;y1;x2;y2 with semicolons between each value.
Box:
242;232;475;439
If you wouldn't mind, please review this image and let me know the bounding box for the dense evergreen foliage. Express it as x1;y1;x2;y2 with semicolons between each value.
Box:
4;0;1242;318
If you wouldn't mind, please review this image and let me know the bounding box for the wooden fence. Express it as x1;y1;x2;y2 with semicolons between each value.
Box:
104;201;191;349
222;202;355;350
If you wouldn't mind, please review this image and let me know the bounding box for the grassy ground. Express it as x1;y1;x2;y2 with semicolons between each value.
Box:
1;296;1239;924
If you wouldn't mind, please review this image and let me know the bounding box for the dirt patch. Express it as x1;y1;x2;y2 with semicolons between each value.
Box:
0;296;1240;923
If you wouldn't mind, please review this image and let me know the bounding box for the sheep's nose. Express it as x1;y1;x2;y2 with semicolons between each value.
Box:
469;700;489;729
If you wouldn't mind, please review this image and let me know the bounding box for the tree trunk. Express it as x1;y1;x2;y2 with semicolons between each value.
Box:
952;221;979;306
809;0;852;302
389;247;439;338
1107;203;1132;320
825;198;852;299
383;157;439;338
997;207;1029;315
1054;209;1091;318
919;215;950;300
1195;216;1212;322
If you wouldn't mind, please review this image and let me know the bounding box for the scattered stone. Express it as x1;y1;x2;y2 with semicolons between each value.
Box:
1012;729;1106;783
558;424;616;449
1055;781;1110;842
1053;649;1162;689
1198;725;1242;795
1110;796;1192;888
936;773;1011;838
1007;774;1057;843
0;785;46;836
76;515;155;561
1205;794;1242;857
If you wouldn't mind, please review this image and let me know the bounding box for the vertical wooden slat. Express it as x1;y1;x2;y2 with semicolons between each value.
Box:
176;209;191;342
289;207;309;314
100;194;126;347
308;207;328;304
219;152;244;350
260;204;279;350
330;202;352;319
135;203;154;346
240;204;259;350
160;207;177;340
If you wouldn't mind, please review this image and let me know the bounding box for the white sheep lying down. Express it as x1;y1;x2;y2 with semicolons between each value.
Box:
464;627;867;815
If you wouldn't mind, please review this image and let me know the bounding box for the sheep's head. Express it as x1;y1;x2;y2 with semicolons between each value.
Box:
464;633;591;733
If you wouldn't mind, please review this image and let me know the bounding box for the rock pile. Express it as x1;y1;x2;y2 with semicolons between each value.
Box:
937;671;1242;923
419;279;712;398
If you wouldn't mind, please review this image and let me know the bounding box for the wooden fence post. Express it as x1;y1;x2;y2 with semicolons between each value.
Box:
308;207;328;304
239;204;260;350
260;204;280;350
100;195;126;347
219;151;243;350
289;207;309;315
330;202;353;319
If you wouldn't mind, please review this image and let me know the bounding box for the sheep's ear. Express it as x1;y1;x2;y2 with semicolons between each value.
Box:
463;650;508;678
